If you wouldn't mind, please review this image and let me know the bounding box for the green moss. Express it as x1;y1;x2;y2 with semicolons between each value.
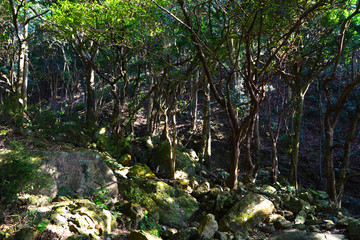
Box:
118;178;198;228
127;163;157;179
151;141;198;177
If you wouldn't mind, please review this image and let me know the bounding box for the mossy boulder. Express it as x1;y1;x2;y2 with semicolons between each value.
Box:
151;141;199;177
219;193;274;232
284;196;311;215
128;230;162;240
118;178;199;228
197;214;218;239
268;214;292;229
127;163;157;179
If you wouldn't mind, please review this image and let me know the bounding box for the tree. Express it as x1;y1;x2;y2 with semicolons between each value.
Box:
9;0;49;108
322;2;360;204
162;0;326;188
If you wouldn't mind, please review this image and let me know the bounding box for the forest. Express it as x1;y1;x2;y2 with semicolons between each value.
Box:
1;0;360;239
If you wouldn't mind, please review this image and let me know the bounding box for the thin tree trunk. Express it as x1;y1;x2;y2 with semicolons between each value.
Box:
85;63;96;124
227;130;241;189
244;128;254;183
253;113;261;177
289;94;304;190
336;99;360;207
190;71;199;130
324;116;336;201
201;81;211;168
146;65;154;135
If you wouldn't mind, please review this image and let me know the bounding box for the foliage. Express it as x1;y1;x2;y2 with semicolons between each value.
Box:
26;107;91;147
0;143;51;203
91;188;111;210
139;210;162;237
0;97;26;128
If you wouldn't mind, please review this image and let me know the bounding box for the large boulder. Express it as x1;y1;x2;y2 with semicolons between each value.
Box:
219;193;274;232
118;178;199;228
39;151;118;202
151;141;199;177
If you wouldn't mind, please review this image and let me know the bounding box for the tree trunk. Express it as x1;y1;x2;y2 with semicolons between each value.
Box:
16;26;28;108
289;94;304;189
336;99;360;207
85;63;96;124
253;113;261;177
190;71;199;130
146;66;154;135
324;116;336;201
227;130;241;189
244;128;254;183
201;81;211;168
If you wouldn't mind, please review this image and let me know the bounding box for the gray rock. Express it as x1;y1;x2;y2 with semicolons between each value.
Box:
284;197;310;215
128;230;162;240
271;229;347;240
261;224;276;233
48;198;116;237
193;182;211;197
272;216;292;229
198;214;218;239
122;202;145;228
219;193;274;232
160;227;177;239
294;210;306;225
253;184;277;197
39;151;118;202
171;227;199;240
214;231;227;240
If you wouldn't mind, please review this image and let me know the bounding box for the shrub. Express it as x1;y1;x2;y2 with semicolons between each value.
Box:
0;142;51;204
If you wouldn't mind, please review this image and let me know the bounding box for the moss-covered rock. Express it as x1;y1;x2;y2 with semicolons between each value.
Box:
197;214;218;239
127;163;157;179
268;214;292;229
219;193;274;232
118;178;199;228
118;154;132;166
128;230;162;240
150;141;199;177
284;196;311;215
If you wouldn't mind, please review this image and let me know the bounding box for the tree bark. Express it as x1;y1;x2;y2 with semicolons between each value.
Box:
85;63;96;124
190;70;199;130
336;99;360;207
201;80;211;168
289;94;304;189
